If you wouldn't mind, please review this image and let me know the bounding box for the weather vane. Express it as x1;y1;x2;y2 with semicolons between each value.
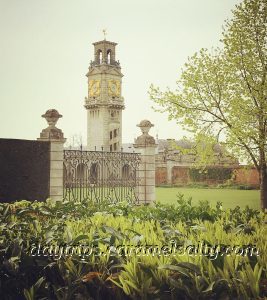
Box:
103;29;107;40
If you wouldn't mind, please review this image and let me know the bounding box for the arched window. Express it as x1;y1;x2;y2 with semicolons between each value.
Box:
122;164;130;180
77;163;86;181
63;164;70;187
97;49;103;64
107;49;111;64
90;163;99;183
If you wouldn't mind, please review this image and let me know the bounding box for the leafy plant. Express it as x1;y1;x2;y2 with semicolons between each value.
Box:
0;196;266;299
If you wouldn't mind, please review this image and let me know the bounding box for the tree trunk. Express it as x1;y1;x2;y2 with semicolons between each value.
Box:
260;164;267;210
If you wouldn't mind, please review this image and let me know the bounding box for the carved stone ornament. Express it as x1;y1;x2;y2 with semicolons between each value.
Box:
39;109;65;140
135;120;156;146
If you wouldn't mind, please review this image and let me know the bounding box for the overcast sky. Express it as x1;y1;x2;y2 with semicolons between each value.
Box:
0;0;242;146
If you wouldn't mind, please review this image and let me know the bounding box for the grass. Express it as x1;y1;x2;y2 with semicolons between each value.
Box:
156;187;260;209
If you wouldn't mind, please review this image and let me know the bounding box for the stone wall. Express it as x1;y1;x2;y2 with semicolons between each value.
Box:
172;167;190;185
156;167;167;185
234;167;259;187
156;166;260;187
0;138;50;202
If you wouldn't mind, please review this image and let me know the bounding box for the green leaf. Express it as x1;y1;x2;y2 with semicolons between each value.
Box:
158;264;190;278
102;225;124;240
177;262;201;275
33;276;45;291
23;286;34;300
65;227;73;243
71;234;89;245
202;281;215;293
3;205;10;218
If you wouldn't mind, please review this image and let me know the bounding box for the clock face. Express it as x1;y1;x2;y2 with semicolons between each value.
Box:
108;80;120;97
89;80;100;97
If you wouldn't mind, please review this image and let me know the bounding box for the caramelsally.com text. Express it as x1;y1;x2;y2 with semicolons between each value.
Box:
29;241;260;261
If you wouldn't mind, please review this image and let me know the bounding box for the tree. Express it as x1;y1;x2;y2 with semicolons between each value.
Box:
149;0;267;209
65;134;83;150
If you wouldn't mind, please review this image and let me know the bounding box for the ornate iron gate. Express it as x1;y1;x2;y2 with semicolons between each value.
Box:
63;150;140;203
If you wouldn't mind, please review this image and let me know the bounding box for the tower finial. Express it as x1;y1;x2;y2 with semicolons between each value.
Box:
103;29;107;40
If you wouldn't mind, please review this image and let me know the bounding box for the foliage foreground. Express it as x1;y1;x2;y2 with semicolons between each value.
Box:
0;196;267;300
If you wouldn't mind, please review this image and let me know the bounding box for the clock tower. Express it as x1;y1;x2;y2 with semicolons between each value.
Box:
84;39;125;151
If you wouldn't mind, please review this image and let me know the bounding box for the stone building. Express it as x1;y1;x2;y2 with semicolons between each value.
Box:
155;138;238;166
123;138;241;186
154;138;239;186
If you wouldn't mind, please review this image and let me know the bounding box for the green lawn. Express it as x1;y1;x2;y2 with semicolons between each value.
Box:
156;187;260;209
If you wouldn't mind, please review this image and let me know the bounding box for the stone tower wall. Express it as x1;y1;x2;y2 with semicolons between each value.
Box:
85;40;124;151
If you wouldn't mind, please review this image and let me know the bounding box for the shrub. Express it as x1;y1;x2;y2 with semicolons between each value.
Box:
0;197;266;299
189;168;233;182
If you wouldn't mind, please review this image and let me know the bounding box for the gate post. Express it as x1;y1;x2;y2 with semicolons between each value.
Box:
133;120;157;205
167;160;174;185
37;109;66;202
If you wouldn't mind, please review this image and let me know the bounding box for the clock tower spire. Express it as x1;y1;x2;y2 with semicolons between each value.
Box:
84;39;125;151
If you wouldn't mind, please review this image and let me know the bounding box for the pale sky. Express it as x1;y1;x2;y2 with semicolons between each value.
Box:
0;0;241;146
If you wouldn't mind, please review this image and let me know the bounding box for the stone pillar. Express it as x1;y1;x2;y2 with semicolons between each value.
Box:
38;109;66;202
133;120;157;205
167;160;174;185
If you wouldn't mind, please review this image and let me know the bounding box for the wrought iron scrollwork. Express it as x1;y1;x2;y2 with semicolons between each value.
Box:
63;150;140;203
